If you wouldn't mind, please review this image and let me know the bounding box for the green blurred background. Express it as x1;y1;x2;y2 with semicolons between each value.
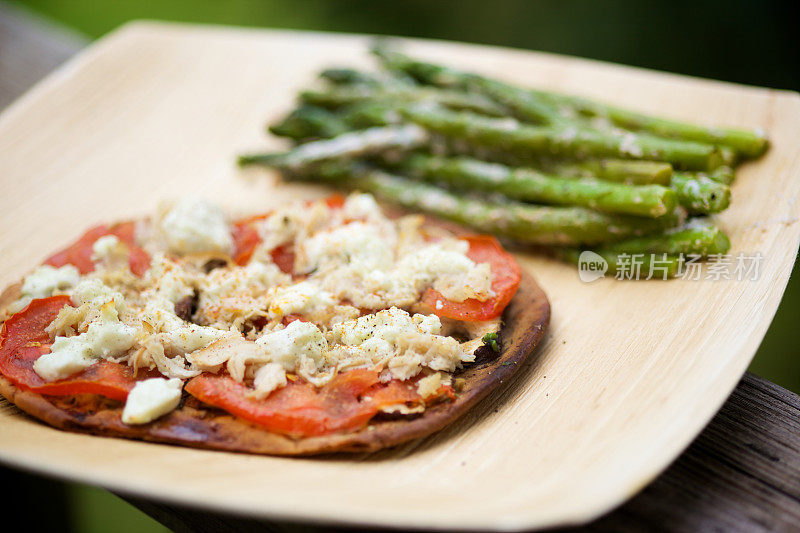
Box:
3;1;799;531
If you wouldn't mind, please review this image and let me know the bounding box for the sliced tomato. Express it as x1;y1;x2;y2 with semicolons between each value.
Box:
44;222;151;276
185;368;424;437
270;244;295;274
421;235;521;321
367;379;421;409
0;296;140;401
232;220;263;266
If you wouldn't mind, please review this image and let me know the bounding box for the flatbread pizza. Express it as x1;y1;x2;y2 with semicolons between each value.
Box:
0;193;549;455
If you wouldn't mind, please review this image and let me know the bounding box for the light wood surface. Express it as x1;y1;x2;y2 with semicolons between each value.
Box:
119;374;800;533
0;22;798;531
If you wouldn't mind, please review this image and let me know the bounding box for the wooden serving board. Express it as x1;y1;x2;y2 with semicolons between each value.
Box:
0;22;798;531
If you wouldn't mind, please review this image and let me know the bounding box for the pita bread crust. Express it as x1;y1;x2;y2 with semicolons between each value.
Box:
0;225;549;456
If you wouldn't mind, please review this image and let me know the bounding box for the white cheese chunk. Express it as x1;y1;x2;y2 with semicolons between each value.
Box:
255;320;327;370
160;197;233;255
121;378;183;425
84;301;138;358
417;372;444;399
91;235;129;269
20;264;80;300
92;235;122;259
335;307;441;347
71;278;128;313
268;281;334;318
32;335;93;382
142;254;195;305
341;193;383;221
298;221;395;274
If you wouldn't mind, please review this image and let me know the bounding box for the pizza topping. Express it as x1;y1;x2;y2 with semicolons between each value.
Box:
267;280;335;320
44;223;151;277
330;307;470;381
255;320;326;368
252;363;287;399
121;377;183;424
197;261;289;329
33;301;137;381
421;236;521;321
0;192;523;434
158;197;233;255
31;335;93;382
341;192;384;221
141;255;196;307
71;278;129;313
9;264;81;313
21;265;81;300
0;296;141;400
394;240;494;302
138;299;228;358
417;372;448;399
91;235;128;269
184;369;407;437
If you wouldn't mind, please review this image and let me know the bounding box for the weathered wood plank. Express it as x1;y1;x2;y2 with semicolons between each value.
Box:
586;373;800;532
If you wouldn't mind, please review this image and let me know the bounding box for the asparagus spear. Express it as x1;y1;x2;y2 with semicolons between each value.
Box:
671;172;731;214
319;67;414;88
697;166;736;185
269;103;399;142
401;105;727;171
288;163;685;246
601;222;731;256
300;85;507;117
374;46;769;158
268;105;351;141
396;153;677;217
373;45;561;125
559;249;684;279
239;125;428;169
533;91;769;158
545;159;673;186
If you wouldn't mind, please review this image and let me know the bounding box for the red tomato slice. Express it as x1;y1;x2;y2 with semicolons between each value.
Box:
0;296;141;401
366;379;421;408
231;220;263;266
44;222;151;277
421;235;521;321
270;244;295;274
185;368;423;437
